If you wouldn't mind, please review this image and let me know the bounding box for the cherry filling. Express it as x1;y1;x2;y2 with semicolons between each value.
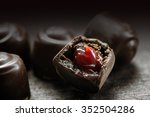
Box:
74;44;102;72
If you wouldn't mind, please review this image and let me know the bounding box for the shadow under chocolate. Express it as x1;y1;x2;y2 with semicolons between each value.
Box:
30;62;139;100
96;63;140;99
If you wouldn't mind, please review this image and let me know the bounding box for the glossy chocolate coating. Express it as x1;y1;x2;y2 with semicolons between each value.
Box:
0;52;30;100
53;36;115;93
84;13;139;65
31;26;73;80
0;23;30;69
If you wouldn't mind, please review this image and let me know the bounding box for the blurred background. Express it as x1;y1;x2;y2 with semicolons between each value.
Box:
0;0;149;12
0;0;149;37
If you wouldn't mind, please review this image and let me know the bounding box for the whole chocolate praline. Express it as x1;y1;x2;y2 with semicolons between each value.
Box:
0;52;30;100
31;26;73;80
0;23;30;69
84;13;139;65
53;36;115;93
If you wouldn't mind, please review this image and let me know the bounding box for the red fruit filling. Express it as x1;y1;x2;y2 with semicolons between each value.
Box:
74;45;102;71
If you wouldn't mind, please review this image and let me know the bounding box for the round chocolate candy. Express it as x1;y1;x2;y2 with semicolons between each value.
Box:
31;26;73;80
84;13;139;65
53;36;115;93
0;52;30;99
0;23;30;69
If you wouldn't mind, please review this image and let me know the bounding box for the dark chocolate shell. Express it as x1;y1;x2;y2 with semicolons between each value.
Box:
53;36;115;93
84;13;139;65
0;23;30;69
31;26;73;80
0;52;30;99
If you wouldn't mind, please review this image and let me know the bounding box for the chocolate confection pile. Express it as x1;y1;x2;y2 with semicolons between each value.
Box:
0;13;139;99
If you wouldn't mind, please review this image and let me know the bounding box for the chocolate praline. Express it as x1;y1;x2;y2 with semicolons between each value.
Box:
53;36;115;93
0;23;30;69
31;26;73;80
84;13;139;65
0;52;30;100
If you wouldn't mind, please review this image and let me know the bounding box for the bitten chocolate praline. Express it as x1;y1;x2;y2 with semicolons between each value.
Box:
0;23;30;69
84;13;139;65
31;26;73;80
53;36;115;93
0;52;30;100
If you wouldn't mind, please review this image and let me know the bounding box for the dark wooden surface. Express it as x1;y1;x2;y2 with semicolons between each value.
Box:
1;11;150;100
